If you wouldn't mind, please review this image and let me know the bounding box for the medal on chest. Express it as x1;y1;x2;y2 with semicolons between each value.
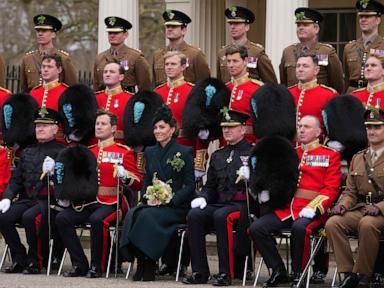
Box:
226;150;234;163
247;57;258;69
305;155;330;167
102;151;124;164
317;54;329;66
236;90;244;101
120;60;129;71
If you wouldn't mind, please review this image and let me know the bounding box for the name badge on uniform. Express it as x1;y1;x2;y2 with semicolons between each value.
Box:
102;152;123;164
120;60;129;71
247;57;258;69
305;155;330;167
370;48;384;57
317;54;329;66
186;58;190;68
236;90;244;101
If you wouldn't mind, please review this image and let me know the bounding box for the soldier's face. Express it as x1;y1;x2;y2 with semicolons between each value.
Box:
222;125;246;145
364;56;384;83
35;29;56;45
103;63;124;88
164;55;186;79
228;22;249;40
366;124;384;146
35;123;58;143
359;15;381;33
153;120;175;147
297;117;321;144
296;23;318;42
95;115;116;140
165;25;186;40
226;53;248;78
41;59;62;82
296;56;319;83
108;31;128;46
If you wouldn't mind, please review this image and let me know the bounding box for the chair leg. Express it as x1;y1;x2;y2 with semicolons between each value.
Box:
125;260;133;279
175;229;186;282
253;256;263;287
57;248;67;276
242;255;248;286
106;229;116;279
0;244;9;270
331;266;338;287
46;239;54;276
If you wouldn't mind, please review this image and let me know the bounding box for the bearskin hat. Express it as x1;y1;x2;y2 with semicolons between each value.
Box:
322;95;368;162
2;93;38;148
123;90;164;148
249;136;299;216
182;77;230;140
54;144;98;202
58;84;98;145
251;84;296;141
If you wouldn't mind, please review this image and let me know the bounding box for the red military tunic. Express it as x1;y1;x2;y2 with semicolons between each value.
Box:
90;138;142;206
274;139;341;222
0;87;11;145
96;85;133;142
351;82;384;109
0;145;11;198
289;80;338;131
226;74;262;144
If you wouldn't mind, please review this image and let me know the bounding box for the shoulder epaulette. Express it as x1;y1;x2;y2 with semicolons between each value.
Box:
155;82;167;90
319;84;337;93
352;87;366;93
0;87;11;94
288;84;298;89
321;145;337;152
225;81;232;86
25;50;37;55
319;42;334;49
31;84;42;90
61;83;69;87
58;49;69;56
348;40;356;44
186;82;195;87
128;46;142;54
222;44;230;49
251;79;264;86
249;41;264;49
95;90;104;94
88;144;97;149
116;143;131;150
123;89;134;95
356;148;368;155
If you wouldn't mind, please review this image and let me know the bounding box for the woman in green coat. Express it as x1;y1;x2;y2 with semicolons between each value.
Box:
120;105;195;281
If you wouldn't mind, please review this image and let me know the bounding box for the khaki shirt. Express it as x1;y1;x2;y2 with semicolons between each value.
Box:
20;48;77;92
217;40;277;84
280;42;344;94
94;44;151;92
0;54;5;87
152;40;210;87
343;36;384;92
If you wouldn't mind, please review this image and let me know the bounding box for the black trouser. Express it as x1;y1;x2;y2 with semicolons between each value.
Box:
55;203;116;272
249;213;313;273
187;203;243;277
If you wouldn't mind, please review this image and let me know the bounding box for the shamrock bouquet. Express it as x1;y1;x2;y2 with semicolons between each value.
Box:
144;172;173;206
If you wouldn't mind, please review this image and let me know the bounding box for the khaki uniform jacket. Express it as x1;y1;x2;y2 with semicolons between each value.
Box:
0;54;5;87
20;48;77;93
152;40;210;86
343;36;384;92
217;40;277;84
339;149;384;214
280;42;344;94
94;44;151;91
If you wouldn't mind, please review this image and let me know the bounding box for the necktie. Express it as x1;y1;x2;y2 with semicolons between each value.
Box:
372;151;377;164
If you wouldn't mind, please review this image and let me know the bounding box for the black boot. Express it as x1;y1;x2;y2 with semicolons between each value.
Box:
142;257;156;281
133;257;144;281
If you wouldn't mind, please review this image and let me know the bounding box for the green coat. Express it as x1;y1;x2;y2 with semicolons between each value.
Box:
120;138;195;261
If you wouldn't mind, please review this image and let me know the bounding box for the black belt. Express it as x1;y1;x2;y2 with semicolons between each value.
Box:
349;79;368;88
358;194;384;204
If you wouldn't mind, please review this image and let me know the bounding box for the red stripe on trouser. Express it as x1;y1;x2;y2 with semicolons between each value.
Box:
101;211;117;272
34;214;43;269
226;211;241;279
301;219;322;270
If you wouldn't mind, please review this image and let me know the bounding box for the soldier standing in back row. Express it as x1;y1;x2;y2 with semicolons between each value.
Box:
280;8;344;93
152;10;210;87
20;14;77;93
217;6;277;84
343;0;384;92
94;16;151;93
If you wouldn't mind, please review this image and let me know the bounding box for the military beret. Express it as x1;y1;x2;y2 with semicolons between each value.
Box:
224;6;255;24
364;107;384;125
104;16;132;32
35;107;58;124
356;0;384;16
295;8;323;24
220;108;249;127
163;10;191;26
33;14;62;32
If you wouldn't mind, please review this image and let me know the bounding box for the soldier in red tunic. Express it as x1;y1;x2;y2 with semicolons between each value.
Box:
0;145;11;198
56;110;142;277
351;54;384;109
289;54;338;133
96;61;133;143
250;115;341;287
225;45;262;144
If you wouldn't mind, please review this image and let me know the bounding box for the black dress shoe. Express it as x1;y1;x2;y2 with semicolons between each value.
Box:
142;258;156;281
22;262;40;274
357;274;370;288
158;263;175;276
263;265;289;287
4;262;24;273
290;272;302;288
63;266;87;277
310;270;326;284
337;272;359;288
212;273;232;286
133;258;144;281
86;266;101;278
182;272;209;284
50;257;60;271
372;273;384;288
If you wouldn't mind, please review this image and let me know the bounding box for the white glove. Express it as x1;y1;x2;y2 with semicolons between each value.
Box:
258;190;270;204
327;140;345;152
42;156;55;175
0;199;11;213
237;165;250;181
198;129;210;140
57;199;70;207
299;207;316;219
195;170;206;179
117;165;127;179
191;197;207;209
